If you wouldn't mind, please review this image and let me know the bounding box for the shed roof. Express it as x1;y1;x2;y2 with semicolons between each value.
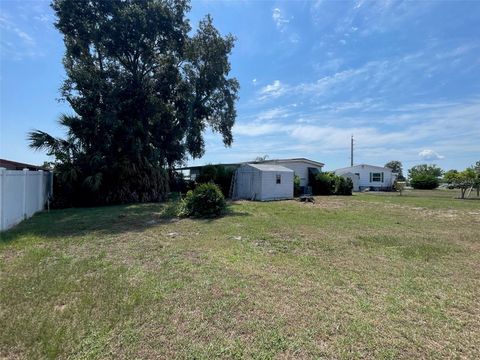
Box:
245;163;293;172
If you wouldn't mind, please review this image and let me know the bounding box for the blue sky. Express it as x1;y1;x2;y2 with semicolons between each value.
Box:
1;0;479;171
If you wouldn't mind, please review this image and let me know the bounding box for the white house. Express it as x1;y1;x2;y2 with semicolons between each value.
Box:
334;164;397;191
233;163;293;201
261;158;324;188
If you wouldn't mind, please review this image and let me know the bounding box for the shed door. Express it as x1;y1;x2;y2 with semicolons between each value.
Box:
237;171;254;199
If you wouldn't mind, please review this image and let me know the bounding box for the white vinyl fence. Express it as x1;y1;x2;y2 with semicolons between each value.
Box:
0;168;53;231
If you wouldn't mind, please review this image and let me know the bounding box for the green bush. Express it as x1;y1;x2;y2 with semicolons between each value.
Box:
410;174;439;189
311;172;352;195
312;173;334;195
335;176;353;195
178;183;226;217
293;175;301;197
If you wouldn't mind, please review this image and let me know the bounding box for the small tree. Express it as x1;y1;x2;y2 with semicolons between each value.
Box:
443;170;459;188
394;181;406;195
474;161;480;197
385;160;405;181
445;168;478;199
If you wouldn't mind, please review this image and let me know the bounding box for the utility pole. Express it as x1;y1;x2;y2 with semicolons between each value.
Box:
350;135;354;167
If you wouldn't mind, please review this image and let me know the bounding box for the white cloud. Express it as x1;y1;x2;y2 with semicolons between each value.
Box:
272;8;299;43
272;8;289;31
256;107;290;120
234;98;479;167
0;13;43;59
252;78;257;86
418;149;445;161
258;80;287;100
0;15;34;44
294;67;368;96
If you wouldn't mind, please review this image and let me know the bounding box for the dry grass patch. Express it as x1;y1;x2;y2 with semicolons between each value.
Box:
1;192;479;359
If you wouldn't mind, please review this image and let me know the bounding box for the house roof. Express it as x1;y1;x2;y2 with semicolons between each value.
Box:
334;164;393;173
262;158;325;167
0;158;50;171
175;157;324;171
244;163;293;172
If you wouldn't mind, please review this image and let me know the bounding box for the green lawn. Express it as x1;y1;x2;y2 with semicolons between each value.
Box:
1;191;479;359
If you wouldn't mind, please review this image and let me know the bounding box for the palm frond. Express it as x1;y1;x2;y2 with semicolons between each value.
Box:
27;130;62;155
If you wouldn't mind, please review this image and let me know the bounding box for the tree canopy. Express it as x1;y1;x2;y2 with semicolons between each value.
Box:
408;164;443;179
29;0;239;206
444;163;480;199
384;160;404;180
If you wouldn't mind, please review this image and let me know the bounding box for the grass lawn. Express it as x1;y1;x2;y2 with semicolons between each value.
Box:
1;190;479;359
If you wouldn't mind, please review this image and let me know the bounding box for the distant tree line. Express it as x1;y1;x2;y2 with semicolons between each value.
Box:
385;160;480;198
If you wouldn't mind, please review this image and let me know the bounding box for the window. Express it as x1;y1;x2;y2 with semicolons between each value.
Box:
370;172;384;182
276;174;281;184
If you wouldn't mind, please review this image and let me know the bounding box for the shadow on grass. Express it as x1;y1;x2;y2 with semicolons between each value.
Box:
0;201;250;244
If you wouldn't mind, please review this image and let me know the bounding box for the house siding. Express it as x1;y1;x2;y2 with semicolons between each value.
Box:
335;165;396;191
265;160;323;187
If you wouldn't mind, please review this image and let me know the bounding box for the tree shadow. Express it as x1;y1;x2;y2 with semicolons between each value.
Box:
0;202;251;244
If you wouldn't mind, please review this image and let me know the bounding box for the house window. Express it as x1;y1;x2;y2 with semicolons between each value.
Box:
370;172;384;182
276;174;281;184
355;172;360;179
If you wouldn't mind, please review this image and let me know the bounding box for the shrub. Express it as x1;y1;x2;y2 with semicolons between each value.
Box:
312;173;334;195
293;175;301;197
410;174;439;189
335;176;353;195
311;172;352;195
178;183;226;217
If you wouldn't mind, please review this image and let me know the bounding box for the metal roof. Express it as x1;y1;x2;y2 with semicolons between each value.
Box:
334;164;393;173
244;163;293;172
175;157;324;171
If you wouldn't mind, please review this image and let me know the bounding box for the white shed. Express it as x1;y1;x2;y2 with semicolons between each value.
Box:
233;164;294;201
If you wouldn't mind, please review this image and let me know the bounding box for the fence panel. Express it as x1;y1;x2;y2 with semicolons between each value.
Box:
0;168;53;231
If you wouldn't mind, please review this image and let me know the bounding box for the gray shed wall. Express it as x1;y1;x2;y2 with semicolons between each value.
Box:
235;165;293;201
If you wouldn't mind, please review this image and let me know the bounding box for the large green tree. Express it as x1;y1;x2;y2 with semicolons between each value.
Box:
408;164;442;190
29;0;239;206
408;164;443;179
